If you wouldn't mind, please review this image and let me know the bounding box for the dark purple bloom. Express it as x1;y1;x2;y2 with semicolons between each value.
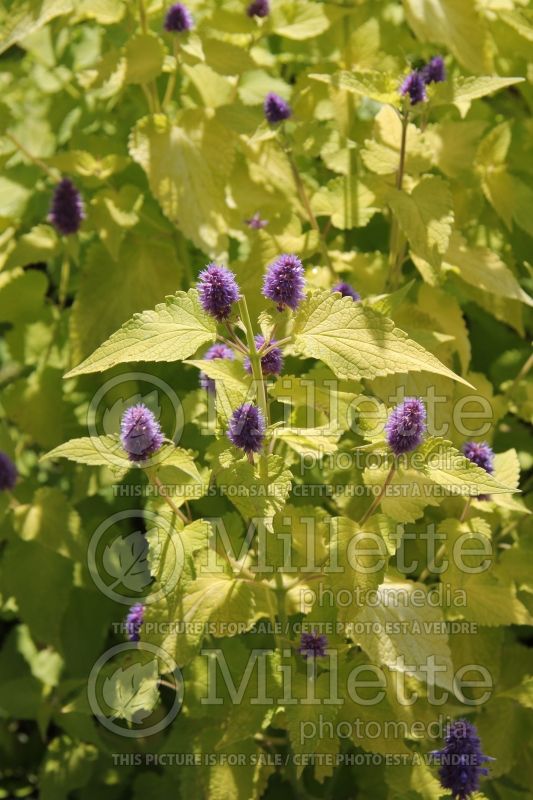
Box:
299;630;328;658
264;92;292;124
400;71;427;105
333;282;360;302
48;178;85;235
120;404;164;462
125;603;145;642
164;3;193;32
422;56;446;85
245;335;283;377
432;720;493;800
462;441;494;500
385;397;426;455
263;253;305;311
200;343;235;393
245;212;268;230
462;442;494;474
0;452;17;491
247;0;269;18
227;403;265;454
197;263;240;321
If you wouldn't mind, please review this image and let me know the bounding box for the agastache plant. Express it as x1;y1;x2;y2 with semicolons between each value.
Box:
36;14;530;797
48;177;85;235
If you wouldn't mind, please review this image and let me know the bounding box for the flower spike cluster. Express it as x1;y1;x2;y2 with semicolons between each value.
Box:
385;397;427;455
198;263;240;321
120;404;164;462
400;54;446;105
462;441;494;474
333;282;360;302
125;603;145;642
263;253;305;311
227;403;266;454
432;719;493;800
422;56;446;84
264;92;292;124
245;335;283;377
49;178;85;235
247;0;269;18
0;452;17;491
164;3;193;32
200;343;235;393
299;631;328;658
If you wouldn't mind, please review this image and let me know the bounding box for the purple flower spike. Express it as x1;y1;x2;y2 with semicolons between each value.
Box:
462;441;494;500
227;402;266;454
264;92;292;124
48;178;85;235
385;397;426;455
245;335;283;377
200;343;235;393
125;603;145;642
263;253;305;311
120;404;164;463
432;720;494;800
164;3;193;32
399;71;427;105
462;441;494;474
333;282;360;301
299;630;328;658
0;452;17;491
197;263;240;321
422;56;446;85
246;212;268;230
247;0;269;18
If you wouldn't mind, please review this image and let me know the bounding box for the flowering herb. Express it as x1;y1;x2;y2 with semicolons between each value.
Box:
197;264;240;321
120;404;164;462
264;92;292;123
164;3;193;32
432;720;493;800
125;603;145;642
0;452;17;491
262;253;305;311
227;403;266;454
332;282;361;301
48;178;85;235
399;71;427;105
385;398;427;455
299;631;328;658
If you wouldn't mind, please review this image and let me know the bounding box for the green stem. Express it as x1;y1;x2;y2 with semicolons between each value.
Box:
163;38;180;109
388;111;409;289
58;248;70;308
278;132;332;270
359;464;396;526
238;297;268;424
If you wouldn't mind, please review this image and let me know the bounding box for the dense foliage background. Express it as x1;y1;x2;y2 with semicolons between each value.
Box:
0;0;532;798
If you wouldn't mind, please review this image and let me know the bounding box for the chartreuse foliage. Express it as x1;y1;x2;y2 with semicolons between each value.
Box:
0;1;532;800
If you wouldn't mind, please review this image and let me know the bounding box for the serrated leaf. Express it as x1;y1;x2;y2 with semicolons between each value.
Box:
431;76;525;108
41;435;128;469
102;660;159;723
386;175;454;268
420;437;516;496
216;453;292;524
102;531;150;593
292;291;470;385
129;113;229;255
65;289;216;377
311;70;401;105
0;0;73;55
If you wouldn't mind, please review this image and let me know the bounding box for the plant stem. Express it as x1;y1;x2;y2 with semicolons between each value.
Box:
153;475;189;524
58;248;70;308
5;132;57;178
238;297;268;423
163;38;180;109
137;0;161;113
278;132;332;270
359;464;396;525
388;111;409;289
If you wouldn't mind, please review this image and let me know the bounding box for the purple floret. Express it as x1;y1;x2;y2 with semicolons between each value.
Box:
299;630;328;658
244;335;283;377
264;92;292;124
0;452;17;491
333;282;361;301
125;603;145;642
245;212;268;230
197;263;240;321
164;3;193;32
200;343;235;393
399;71;427;105
462;441;495;500
247;0;269;18
227;403;266;454
48;178;85;235
432;720;494;800
422;56;446;85
262;253;305;311
385;397;427;455
120;404;164;462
